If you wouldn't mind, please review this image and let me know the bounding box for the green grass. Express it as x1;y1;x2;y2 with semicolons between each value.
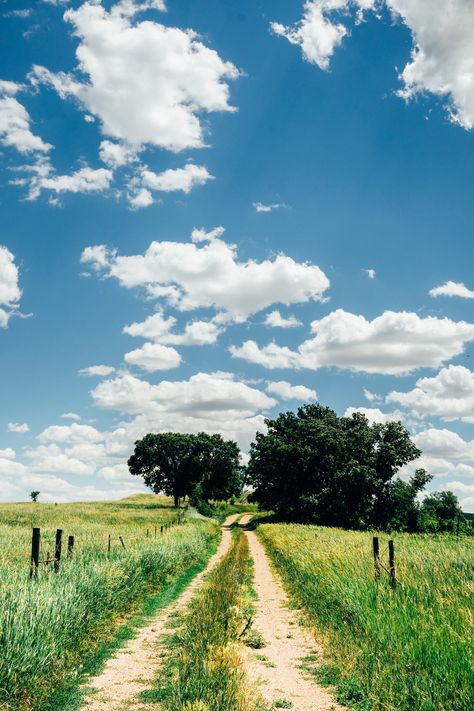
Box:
258;523;474;711
0;495;219;711
142;528;256;711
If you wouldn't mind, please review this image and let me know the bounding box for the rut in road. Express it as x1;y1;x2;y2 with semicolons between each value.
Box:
242;526;343;711
82;514;240;711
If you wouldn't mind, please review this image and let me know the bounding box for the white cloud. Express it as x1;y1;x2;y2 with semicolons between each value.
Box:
81;231;330;322
363;388;381;403
429;281;474;299
37;422;104;444
264;310;302;329
91;371;276;419
25;444;96;476
61;412;81;420
99;462;135;483
364;268;376;279
31;1;239;152
0;448;16;459
30;165;113;198
124;342;181;371
0;82;52;154
99;140;137;168
266;380;317;401
387;365;474;422
231;310;474;375
141;164;213;193
128;188;153;210
79;364;116;377
272;1;474;131
191;226;225;243
413;428;474;461
0;246;22;328
7;422;29;433
253;202;283;213
124;311;222;346
344;406;405;425
445;481;474;494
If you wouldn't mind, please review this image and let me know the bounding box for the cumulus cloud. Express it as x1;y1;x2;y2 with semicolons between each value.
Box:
124;311;222;346
28;164;113;199
264;310;302;329
0;448;16;459
413;428;474;461
61;412;81;420
231;310;474;375
429;281;474;299
0;81;52;154
7;422;29;433
31;1;239;152
37;422;104;444
191;226;225;243
99;140;137;168
124;342;182;371
127;188;153;210
266;380;317;401
79;364;116;377
0;246;22;328
272;1;474;130
81;231;330;322
141;164;213;193
387;365;474;422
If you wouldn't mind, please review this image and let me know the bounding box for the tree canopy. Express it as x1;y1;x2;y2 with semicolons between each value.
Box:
247;404;428;530
128;432;242;507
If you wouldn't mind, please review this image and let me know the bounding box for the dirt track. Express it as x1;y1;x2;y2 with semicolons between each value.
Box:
82;514;239;710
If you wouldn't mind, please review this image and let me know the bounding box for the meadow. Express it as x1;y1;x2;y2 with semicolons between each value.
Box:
258;524;474;711
0;495;218;711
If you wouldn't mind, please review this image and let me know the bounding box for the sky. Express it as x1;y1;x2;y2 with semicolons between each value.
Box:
1;0;474;511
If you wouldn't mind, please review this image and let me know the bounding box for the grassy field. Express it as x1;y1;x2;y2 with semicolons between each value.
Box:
0;494;218;711
258;524;474;711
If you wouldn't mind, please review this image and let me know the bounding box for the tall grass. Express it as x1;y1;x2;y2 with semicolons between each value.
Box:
0;495;218;711
259;524;474;711
144;529;255;711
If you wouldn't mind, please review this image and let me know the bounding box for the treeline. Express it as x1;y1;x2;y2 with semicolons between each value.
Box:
129;405;469;533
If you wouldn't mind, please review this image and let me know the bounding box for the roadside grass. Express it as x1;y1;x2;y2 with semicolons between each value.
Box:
141;528;257;711
0;495;218;711
258;524;474;711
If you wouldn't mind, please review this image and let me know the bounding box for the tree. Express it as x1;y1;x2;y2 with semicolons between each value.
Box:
247;404;422;528
420;491;464;532
30;491;40;503
373;469;432;532
191;433;242;503
128;432;243;507
128;433;197;506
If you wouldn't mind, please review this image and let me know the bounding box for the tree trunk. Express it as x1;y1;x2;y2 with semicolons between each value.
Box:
174;493;179;508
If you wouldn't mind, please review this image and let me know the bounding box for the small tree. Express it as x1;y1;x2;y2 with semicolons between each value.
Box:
420;491;464;532
30;491;40;503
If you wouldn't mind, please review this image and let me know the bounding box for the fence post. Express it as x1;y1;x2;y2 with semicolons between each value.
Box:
67;535;75;558
108;534;111;556
154;526;157;538
30;527;40;579
372;536;380;580
54;529;63;573
160;525;163;534
388;540;396;588
119;536;126;550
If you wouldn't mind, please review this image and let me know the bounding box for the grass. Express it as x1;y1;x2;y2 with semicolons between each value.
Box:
0;494;219;711
142;528;256;711
258;523;474;711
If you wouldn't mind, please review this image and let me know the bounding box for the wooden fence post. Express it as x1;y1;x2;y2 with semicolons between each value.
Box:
388;540;396;588
160;525;163;534
373;536;380;580
30;527;40;579
67;535;75;558
119;536;126;550
108;534;111;556
54;529;63;573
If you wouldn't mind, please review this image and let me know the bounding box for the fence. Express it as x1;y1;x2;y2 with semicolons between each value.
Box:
29;508;187;579
372;536;397;587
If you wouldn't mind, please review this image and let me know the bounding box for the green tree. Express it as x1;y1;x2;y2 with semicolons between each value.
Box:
128;432;243;507
128;433;196;507
30;491;40;503
373;469;432;531
247;404;422;528
420;491;464;532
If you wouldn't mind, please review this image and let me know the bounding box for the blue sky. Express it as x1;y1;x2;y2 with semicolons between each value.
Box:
1;0;474;510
